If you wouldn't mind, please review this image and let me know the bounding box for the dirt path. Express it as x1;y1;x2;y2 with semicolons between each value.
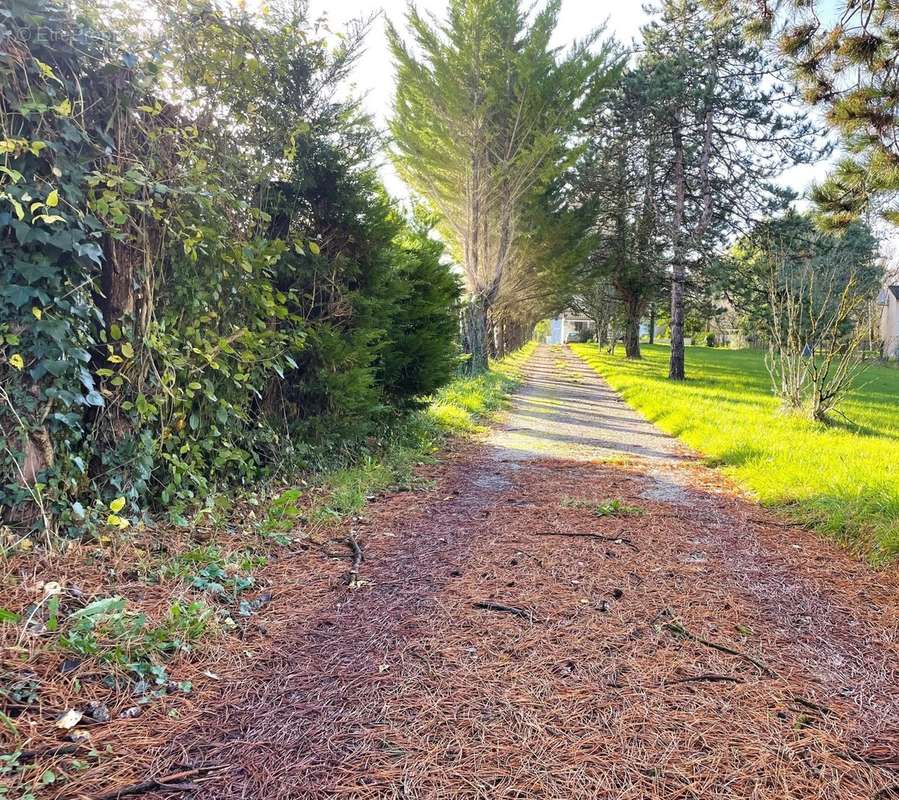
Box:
149;345;899;799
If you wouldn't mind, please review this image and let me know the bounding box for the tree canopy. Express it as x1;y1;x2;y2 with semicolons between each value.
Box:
714;0;899;229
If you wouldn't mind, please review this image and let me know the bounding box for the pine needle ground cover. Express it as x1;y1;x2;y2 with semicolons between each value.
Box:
0;346;536;795
572;343;899;561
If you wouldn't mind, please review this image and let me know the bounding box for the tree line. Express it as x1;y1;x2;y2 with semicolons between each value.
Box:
0;0;460;535
389;0;890;398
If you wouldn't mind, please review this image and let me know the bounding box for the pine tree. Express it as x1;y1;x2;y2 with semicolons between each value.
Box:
713;0;899;229
642;0;820;379
573;68;668;359
387;0;620;371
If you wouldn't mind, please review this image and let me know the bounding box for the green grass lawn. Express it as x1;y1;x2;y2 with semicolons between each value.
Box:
571;343;899;562
427;341;537;434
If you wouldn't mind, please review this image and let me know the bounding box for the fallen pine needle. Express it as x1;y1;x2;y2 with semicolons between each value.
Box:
663;673;744;686
88;767;219;799
535;531;638;551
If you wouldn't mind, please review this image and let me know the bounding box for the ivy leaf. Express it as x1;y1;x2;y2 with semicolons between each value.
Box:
8;353;24;370
109;496;126;513
34;59;60;82
46;189;59;208
308;241;320;255
0;166;24;183
69;596;126;619
4;195;24;220
106;514;130;530
121;342;135;358
32;306;42;320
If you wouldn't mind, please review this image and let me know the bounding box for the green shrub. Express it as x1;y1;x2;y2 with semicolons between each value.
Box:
0;0;460;535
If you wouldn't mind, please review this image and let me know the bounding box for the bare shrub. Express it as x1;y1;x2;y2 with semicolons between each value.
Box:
765;259;870;421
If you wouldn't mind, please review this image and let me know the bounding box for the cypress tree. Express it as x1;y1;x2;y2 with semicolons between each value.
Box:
387;0;620;372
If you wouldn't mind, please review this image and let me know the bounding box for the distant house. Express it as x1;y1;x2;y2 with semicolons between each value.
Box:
880;285;899;359
547;311;593;344
546;312;654;345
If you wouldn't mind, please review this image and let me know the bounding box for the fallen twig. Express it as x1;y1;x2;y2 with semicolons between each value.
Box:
663;621;775;677
17;743;80;762
663;673;744;686
791;695;837;717
89;767;212;799
473;601;535;621
345;534;364;588
535;531;638;551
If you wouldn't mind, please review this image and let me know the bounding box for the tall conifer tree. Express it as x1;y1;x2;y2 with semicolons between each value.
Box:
387;0;620;371
642;0;819;379
574;68;668;360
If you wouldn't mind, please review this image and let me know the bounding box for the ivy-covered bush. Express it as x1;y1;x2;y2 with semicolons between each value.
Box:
0;0;460;537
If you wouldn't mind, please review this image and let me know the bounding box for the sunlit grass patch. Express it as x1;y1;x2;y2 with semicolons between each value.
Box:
267;342;539;534
312;342;538;521
428;402;481;433
572;343;899;561
427;341;537;434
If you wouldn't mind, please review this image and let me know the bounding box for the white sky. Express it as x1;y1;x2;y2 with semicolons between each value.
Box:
307;0;836;201
310;0;648;129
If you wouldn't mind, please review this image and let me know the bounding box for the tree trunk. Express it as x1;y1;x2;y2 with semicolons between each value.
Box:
100;233;139;327
624;306;641;359
669;117;686;381
460;295;489;374
597;319;609;348
508;321;521;352
669;264;685;379
648;303;656;344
